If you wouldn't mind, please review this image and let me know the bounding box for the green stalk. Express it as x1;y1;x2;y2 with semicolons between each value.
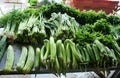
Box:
4;21;11;34
10;23;16;35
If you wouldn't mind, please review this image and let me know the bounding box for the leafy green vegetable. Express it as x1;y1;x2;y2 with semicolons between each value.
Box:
93;19;111;35
74;19;114;48
41;4;108;25
41;3;81;20
107;14;120;25
45;12;79;41
15;15;46;46
0;9;25;27
74;30;96;46
97;34;114;48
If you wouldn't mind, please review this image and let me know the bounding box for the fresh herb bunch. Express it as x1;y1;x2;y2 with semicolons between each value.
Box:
93;19;111;35
107;14;120;25
41;3;81;20
0;9;24;27
74;19;113;48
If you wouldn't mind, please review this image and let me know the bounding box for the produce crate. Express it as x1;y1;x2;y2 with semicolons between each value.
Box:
70;0;119;14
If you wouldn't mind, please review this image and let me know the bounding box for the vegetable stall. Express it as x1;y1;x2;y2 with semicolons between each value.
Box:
0;3;120;78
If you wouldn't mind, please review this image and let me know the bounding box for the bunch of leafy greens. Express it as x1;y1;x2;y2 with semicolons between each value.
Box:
1;3;120;28
45;12;79;41
74;19;114;48
93;18;111;35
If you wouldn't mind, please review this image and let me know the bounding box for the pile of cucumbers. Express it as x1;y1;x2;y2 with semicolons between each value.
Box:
1;36;120;76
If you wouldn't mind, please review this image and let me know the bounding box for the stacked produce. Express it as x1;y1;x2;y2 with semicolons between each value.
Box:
0;3;120;76
15;15;46;46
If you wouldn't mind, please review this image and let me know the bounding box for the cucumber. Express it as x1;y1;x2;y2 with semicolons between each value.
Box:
54;56;60;74
79;48;86;63
16;46;28;72
3;45;14;73
49;36;56;63
105;47;117;65
35;47;41;71
94;40;106;55
65;43;71;68
71;49;78;69
60;42;66;66
56;40;63;61
40;45;45;63
86;44;96;63
43;39;50;64
83;48;90;63
65;39;82;62
22;46;35;74
92;44;100;65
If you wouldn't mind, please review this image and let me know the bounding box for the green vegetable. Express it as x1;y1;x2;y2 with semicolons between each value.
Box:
22;46;35;74
64;40;71;69
0;35;7;62
35;47;41;71
85;44;96;63
15;14;46;46
94;40;106;54
49;36;56;63
93;19;111;35
43;39;50;64
92;44;100;65
54;56;60;74
107;14;120;25
29;0;37;6
56;40;63;62
3;21;11;34
16;46;28;72
83;48;90;63
3;45;14;73
105;46;117;66
42;3;80;20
